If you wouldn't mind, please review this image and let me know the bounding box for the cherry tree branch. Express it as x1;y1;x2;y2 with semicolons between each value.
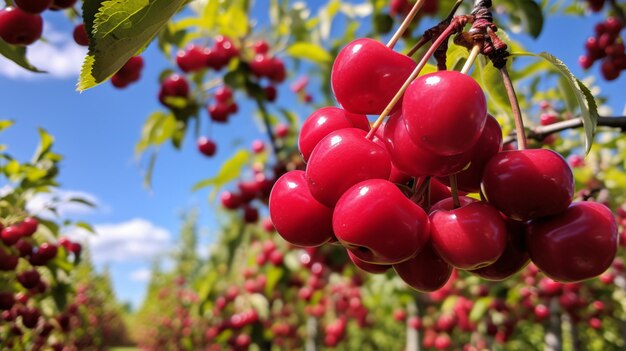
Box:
503;116;626;144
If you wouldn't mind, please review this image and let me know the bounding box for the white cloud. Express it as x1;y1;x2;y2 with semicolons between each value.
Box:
26;189;102;218
0;23;87;80
130;268;152;282
67;218;172;264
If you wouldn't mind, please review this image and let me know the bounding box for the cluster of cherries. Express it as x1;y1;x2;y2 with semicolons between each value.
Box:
269;35;619;293
579;16;625;81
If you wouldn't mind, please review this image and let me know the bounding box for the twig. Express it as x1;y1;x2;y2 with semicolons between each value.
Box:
255;98;280;157
503;116;626;144
387;0;426;49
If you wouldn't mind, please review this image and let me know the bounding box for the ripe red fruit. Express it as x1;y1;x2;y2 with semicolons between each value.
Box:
347;250;391;274
176;45;207;73
408;316;422;329
1;225;24;246
254;40;270;54
17;269;41;289
14;0;53;14
73;23;89;46
0;249;18;271
264;85;277;102
534;304;549;321
112;56;144;88
275;123;289;138
221;191;242;210
393;243;452;292
50;0;77;10
215;86;233;103
470;217;530;280
437;115;502;192
334;179;430;264
383;113;471;177
159;74;190;108
243;206;259;223
197;137;217;157
19;217;38;237
252;140;265;154
430;199;507;270
527;201;618;282
15;239;34;257
0;7;43;46
0;292;15;311
403;71;487;156
331;38;416;115
306;128;391;207
481;149;574;221
298;107;369;162
269;170;335;247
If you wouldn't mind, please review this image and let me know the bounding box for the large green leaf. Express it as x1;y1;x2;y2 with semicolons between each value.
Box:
503;0;544;38
286;42;333;64
510;52;598;153
0;39;45;73
192;150;251;195
78;0;187;91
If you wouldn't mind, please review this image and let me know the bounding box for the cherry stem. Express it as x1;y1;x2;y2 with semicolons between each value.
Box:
499;66;527;150
411;176;432;203
367;22;461;139
255;98;280;157
407;0;464;58
387;0;426;49
407;37;429;58
449;174;461;208
460;44;481;75
502;115;626;144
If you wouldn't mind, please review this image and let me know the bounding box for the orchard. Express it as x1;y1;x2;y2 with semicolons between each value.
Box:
1;0;626;350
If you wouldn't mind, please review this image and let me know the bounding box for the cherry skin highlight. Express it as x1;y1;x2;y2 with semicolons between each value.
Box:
333;179;430;265
298;107;369;162
331;38;416;115
269;170;335;247
482;149;574;221
306;128;391;207
0;7;43;46
403;71;487;156
430;198;507;270
527;201;618;282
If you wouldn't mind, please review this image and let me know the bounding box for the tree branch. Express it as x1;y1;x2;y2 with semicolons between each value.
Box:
503;116;626;144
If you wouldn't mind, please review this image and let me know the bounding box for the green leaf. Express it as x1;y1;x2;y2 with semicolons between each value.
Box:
0;120;14;132
75;221;96;233
0;39;45;73
78;0;187;91
286;42;333;64
32;128;54;163
192;150;251;193
469;297;493;322
264;265;284;296
510;52;598;153
67;197;97;208
505;0;543;38
215;3;248;38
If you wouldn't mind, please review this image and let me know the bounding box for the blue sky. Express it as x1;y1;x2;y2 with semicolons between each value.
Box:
0;2;624;308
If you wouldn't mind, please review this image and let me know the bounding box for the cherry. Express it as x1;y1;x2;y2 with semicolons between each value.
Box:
215;86;233;103
50;0;77;10
20;307;40;329
331;38;416;115
73;23;89;46
19;217;38;236
30;243;58;265
197;137;217;157
533;304;549;321
250;54;277;77
0;249;18;271
112;56;144;88
403;71;487;156
0;292;15;311
15;239;33;257
601;59;620;81
383;113;471;177
0;7;43;46
176;45;207;73
393;243;453;292
159;74;190;108
306;128;391;207
269;170;334;247
243;206;259;223
347;250;391;274
264;85;277;102
298;107;369;162
437;114;502;192
579;55;593;70
470;216;530;280
1;225;24;246
208;103;230;123
430;198;507;270
540;113;559;126
333;179;430;264
17;269;41;289
481;149;574;221
275;123;289;138
252;140;265;154
254;40;270;54
14;0;52;14
527;201;618;282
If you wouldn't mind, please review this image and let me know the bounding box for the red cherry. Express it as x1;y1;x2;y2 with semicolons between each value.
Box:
72;23;89;46
269;58;286;83
269;170;334;247
15;239;33;257
17;269;41;289
14;0;53;14
0;249;18;271
306;128;391;207
389;0;411;16
482;149;574;221
333;179;430;264
208;103;230;123
470;216;530;280
0;292;15;311
331;38;416;115
0;7;43;46
1;225;24;246
540;113;559;126
430;199;507;270
298;107;370;162
250;54;276;77
578;55;594;70
254;40;270;54
243;206;259;223
347;250;391;274
437;115;502;192
159;74;189;108
527;201;618;282
252;140;265;154
264;85;277;102
197;137;217;157
601;59;620;81
383;113;471;177
422;0;439;14
115;56;144;82
533;304;549;321
275;123;289;138
393;243;452;292
215;86;233;103
403;71;487;156
176;45;207;73
19;217;38;237
50;0;77;9
587;0;605;11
